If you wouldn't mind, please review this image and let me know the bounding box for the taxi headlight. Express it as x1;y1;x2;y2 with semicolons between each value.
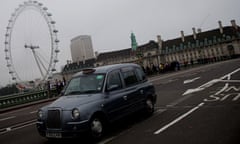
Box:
72;108;80;119
37;110;43;119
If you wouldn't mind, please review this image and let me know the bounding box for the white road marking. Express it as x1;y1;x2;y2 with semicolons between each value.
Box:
9;122;35;132
204;95;221;102
6;127;11;131
215;83;229;95
220;94;232;101
183;79;220;96
218;80;240;83
183;67;240;96
154;102;204;135
30;110;37;114
0;116;16;122
182;88;204;96
204;76;229;102
220;68;240;79
183;77;200;84
225;86;240;92
155;108;167;114
0;107;31;116
0;122;36;135
98;136;116;144
233;93;240;101
0;119;36;135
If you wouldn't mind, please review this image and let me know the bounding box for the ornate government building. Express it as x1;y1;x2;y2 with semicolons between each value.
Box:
62;20;240;80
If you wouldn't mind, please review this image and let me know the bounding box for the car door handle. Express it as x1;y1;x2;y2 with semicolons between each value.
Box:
123;96;127;100
140;89;144;94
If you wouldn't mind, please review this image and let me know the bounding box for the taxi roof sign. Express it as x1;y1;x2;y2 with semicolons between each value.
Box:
82;68;96;74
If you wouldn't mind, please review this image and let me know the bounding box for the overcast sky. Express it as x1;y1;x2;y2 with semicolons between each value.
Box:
0;0;240;86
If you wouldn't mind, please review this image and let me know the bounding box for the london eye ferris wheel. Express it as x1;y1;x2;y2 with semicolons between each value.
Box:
4;1;60;85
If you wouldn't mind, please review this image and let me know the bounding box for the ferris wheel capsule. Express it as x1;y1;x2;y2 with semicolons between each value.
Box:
53;29;58;33
55;49;60;53
54;59;59;63
50;21;55;24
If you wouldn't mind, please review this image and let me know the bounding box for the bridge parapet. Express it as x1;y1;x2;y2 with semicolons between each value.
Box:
0;89;58;109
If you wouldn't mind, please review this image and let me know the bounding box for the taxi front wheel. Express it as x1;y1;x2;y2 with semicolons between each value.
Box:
89;116;105;141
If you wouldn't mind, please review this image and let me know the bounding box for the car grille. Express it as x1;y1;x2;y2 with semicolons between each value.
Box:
46;109;61;129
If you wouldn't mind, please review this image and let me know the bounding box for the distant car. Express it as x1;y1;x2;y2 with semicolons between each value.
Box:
36;63;157;140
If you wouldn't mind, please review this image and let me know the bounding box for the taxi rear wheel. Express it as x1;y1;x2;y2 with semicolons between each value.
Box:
145;98;154;115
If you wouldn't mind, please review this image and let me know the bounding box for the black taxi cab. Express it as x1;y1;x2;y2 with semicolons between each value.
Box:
36;63;157;140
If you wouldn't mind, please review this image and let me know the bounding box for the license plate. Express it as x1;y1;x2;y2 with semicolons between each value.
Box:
46;132;62;138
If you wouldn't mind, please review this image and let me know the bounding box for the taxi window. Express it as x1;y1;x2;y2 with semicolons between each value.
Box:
135;67;146;82
121;68;138;87
107;71;122;91
64;74;105;95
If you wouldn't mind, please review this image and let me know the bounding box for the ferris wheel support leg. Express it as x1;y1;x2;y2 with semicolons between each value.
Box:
35;54;48;73
32;49;44;78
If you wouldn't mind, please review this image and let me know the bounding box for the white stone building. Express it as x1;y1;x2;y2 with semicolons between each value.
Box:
70;35;94;62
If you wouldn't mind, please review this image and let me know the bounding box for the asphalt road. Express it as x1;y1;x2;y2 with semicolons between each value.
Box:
0;59;239;144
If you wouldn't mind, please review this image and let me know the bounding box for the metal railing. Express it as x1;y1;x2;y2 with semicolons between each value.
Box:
0;89;58;109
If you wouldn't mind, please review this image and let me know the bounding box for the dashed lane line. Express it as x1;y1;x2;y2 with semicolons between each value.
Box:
0;116;16;122
0;119;36;135
30;110;37;114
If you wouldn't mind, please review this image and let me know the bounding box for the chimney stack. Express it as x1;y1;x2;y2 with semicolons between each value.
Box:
157;35;162;49
192;27;197;40
218;20;223;34
67;60;70;67
197;28;201;33
180;31;185;42
231;19;238;30
95;51;98;57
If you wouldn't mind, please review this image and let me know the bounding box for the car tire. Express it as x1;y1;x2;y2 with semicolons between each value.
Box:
89;116;105;141
145;98;154;116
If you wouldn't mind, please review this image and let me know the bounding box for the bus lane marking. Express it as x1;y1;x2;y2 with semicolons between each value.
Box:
233;93;240;101
183;68;240;96
204;85;240;102
155;68;239;135
154;102;204;135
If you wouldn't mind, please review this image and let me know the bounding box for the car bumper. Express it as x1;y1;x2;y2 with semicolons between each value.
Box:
36;120;89;138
